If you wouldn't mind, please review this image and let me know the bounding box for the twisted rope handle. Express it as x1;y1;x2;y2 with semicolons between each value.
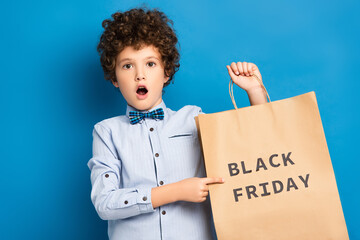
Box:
229;74;271;109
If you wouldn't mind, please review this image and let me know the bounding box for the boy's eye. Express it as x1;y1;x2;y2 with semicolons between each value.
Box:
122;64;132;69
147;62;156;67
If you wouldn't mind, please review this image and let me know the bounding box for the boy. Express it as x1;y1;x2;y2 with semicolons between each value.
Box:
88;7;267;240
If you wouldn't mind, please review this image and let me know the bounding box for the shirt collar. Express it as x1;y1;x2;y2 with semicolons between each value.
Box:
126;100;167;118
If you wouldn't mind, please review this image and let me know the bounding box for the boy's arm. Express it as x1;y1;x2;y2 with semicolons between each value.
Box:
226;62;268;106
246;86;267;106
151;177;224;208
88;124;155;221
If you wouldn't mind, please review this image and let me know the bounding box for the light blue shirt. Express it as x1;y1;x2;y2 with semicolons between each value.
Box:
87;100;216;240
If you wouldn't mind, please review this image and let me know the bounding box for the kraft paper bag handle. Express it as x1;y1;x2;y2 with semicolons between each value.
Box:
229;74;271;109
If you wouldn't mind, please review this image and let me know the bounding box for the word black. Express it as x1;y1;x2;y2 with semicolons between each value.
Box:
228;152;295;176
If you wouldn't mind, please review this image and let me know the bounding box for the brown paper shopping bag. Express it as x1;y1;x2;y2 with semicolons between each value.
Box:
195;76;349;240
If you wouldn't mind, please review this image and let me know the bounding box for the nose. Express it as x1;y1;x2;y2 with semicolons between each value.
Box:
135;68;145;81
136;75;145;81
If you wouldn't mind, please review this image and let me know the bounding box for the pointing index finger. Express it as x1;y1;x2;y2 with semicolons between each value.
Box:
204;177;225;185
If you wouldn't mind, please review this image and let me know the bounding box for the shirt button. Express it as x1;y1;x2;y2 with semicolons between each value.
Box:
162;210;166;215
155;153;159;157
105;174;109;178
159;181;164;185
142;196;147;201
150;127;154;132
124;200;128;204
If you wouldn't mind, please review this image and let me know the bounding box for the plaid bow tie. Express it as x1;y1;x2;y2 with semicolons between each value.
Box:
129;108;164;124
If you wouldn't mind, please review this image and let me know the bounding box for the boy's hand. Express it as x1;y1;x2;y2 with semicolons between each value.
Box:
226;62;263;93
176;177;225;203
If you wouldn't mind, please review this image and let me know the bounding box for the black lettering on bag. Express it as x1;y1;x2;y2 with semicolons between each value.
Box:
256;158;268;171
269;154;280;167
299;174;310;187
245;185;258;199
228;163;239;176
233;188;243;202
287;177;299;191
241;161;252;174
282;152;295;166
259;182;271;197
272;180;284;194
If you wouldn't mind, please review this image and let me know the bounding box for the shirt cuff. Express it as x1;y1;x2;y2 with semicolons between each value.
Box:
136;187;155;214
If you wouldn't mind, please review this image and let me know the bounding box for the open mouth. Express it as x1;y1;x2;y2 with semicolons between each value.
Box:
136;86;148;95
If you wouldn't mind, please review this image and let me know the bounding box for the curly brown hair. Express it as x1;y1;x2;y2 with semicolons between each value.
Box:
97;7;180;87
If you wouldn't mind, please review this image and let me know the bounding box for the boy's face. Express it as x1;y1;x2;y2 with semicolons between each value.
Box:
113;45;169;111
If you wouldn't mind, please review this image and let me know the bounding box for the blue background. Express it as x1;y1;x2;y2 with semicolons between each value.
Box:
1;0;359;239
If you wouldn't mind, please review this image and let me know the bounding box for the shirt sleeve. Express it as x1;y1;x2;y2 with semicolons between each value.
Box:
198;106;205;115
87;123;155;221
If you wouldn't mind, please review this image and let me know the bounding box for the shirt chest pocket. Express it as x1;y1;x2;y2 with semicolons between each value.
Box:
166;130;199;151
163;129;203;179
168;132;194;139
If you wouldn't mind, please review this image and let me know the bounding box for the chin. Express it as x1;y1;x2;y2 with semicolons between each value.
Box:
130;102;153;111
127;95;162;111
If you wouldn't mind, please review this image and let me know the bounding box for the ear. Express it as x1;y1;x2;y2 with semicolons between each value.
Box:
164;76;170;84
112;80;119;88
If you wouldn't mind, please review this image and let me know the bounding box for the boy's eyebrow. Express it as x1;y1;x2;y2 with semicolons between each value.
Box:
144;56;160;61
118;56;160;64
118;58;132;64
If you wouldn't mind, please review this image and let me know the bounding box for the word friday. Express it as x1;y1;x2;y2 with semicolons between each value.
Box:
232;174;310;201
227;152;311;200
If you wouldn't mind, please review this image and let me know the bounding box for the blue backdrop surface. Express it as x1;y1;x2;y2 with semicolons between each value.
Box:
1;0;359;239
